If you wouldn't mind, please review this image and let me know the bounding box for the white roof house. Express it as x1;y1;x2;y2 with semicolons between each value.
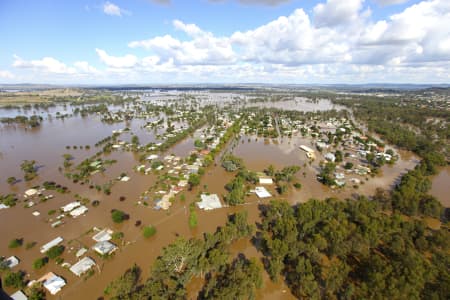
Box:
147;154;159;160
92;228;113;242
70;257;96;277
197;194;223;210
325;153;336;162
24;189;38;197
93;241;117;256
259;177;273;185
61;201;81;213
42;273;66;295
70;205;88;218
40;237;63;253
10;290;28;300
299;145;314;153
255;187;272;198
4;256;20;268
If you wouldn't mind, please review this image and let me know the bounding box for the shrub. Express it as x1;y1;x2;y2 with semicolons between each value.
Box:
143;226;156;238
111;210;128;223
33;257;48;270
9;238;23;249
46;245;64;259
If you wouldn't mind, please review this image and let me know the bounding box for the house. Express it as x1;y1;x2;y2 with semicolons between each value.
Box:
186;165;199;174
178;180;188;187
93;241;117;256
197;194;223;210
10;290;28;300
24;188;38;197
70;257;96;277
39;272;66;295
255;187;272;198
325;153;336;162
40;237;63;253
147;154;159;160
259;177;273;185
299;145;315;159
92;228;113;242
70;205;88;218
61;201;81;213
4;256;20;268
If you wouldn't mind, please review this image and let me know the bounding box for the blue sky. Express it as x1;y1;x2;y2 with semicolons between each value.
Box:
0;0;448;84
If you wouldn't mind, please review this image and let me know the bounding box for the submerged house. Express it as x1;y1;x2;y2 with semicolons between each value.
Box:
197;194;223;210
39;272;66;295
70;257;96;277
92;241;117;256
40;237;63;253
255;187;272;198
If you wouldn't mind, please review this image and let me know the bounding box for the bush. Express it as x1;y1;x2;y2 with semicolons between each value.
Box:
9;238;23;249
112;232;124;240
33;257;48;269
46;245;64;259
143;226;156;238
111;210;128;223
3;271;25;288
293;182;302;189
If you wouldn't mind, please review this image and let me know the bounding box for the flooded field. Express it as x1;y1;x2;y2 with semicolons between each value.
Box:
0;90;435;299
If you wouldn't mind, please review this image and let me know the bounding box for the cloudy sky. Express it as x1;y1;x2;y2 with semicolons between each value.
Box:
0;0;449;84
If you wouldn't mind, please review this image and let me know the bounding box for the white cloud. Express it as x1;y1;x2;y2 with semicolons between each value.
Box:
96;48;138;68
209;0;291;6
0;70;14;79
231;9;353;65
313;0;364;28
74;61;99;74
13;55;77;74
103;1;129;17
374;0;409;6
129;20;235;65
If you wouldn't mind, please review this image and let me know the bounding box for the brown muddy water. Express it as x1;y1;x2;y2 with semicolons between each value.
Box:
430;166;450;207
0;101;426;300
246;97;345;112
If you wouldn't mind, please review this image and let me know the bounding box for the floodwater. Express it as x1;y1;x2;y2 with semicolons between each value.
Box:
0;96;424;299
430;166;450;207
246;97;345;112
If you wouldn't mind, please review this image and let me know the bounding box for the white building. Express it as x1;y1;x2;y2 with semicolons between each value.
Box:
61;201;81;213
40;237;63;253
197;194;223;210
93;241;117;256
4;256;20;268
92;228;113;242
41;273;66;295
259;177;273;185
255;187;272;198
70;205;88;218
70;257;96;277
